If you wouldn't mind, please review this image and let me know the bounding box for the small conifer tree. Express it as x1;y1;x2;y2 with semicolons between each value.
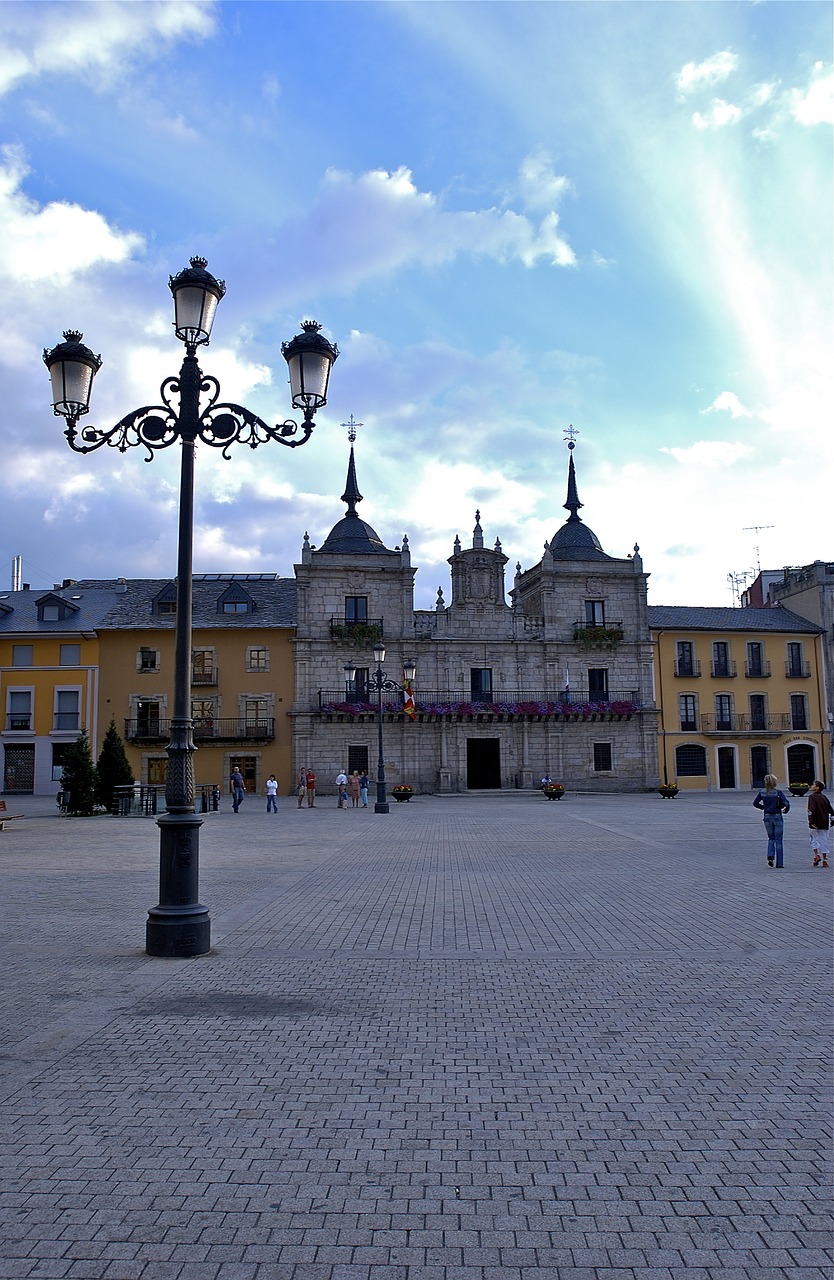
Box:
96;719;134;811
61;728;99;816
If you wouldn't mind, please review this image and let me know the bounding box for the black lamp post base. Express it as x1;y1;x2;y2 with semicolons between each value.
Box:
146;909;211;957
146;812;211;956
374;801;390;814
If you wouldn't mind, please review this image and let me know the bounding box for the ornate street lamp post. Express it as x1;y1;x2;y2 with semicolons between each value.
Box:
44;258;338;957
344;646;416;814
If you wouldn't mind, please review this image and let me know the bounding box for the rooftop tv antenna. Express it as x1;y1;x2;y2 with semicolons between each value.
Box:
743;525;774;574
727;569;753;607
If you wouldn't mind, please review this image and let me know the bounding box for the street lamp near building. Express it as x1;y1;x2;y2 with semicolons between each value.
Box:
343;646;416;813
44;257;338;957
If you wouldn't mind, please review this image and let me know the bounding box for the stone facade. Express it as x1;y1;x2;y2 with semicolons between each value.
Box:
291;445;660;794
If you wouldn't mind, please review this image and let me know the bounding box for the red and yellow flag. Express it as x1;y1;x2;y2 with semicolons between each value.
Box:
403;673;416;720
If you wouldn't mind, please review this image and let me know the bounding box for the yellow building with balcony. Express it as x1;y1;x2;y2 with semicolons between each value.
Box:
649;605;829;791
0;584;110;794
96;575;296;799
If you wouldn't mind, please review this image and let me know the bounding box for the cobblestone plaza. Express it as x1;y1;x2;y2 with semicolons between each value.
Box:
0;792;831;1279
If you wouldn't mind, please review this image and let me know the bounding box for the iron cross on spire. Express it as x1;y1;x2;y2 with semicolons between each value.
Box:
341;414;364;443
563;423;579;451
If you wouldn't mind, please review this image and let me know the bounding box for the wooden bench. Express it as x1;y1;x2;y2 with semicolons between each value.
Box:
0;800;24;831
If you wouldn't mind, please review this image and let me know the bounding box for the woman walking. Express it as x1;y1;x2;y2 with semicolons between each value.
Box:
753;774;791;868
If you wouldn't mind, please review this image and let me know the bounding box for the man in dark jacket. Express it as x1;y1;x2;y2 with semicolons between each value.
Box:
807;781;833;867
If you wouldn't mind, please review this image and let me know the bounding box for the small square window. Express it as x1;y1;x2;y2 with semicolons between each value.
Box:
60;644;81;666
593;742;613;771
247;647;269;672
12;645;33;667
139;647;159;672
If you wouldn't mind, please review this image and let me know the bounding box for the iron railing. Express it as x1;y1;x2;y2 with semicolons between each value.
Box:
112;782;221;816
318;688;640;715
700;713;790;733
191;667;219;686
124;717;275;742
786;661;811;678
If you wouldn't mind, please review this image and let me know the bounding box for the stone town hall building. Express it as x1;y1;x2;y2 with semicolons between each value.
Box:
292;445;660;793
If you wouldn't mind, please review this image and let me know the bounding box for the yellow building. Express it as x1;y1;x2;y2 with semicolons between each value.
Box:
649;605;829;791
0;584;109;794
97;576;296;799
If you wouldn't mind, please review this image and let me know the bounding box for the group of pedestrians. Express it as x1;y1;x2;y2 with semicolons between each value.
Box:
753;774;832;868
336;769;370;808
231;766;371;813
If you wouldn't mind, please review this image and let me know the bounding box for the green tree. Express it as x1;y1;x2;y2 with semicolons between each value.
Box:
96;719;134;811
61;729;98;816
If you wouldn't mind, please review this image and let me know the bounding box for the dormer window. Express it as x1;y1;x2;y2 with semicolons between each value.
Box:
153;584;178;616
35;592;79;623
218;584;254;615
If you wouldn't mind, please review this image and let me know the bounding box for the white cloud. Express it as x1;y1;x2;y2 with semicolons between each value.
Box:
704;392;753;419
659;440;753;467
517;150;572;211
250;165;577;308
303;165;576;283
692;99;744;130
789;64;834;126
677;51;738;95
0;0;216;97
0;147;142;283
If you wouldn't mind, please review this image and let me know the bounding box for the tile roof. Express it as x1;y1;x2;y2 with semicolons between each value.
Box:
647;605;821;633
0;584;121;634
0;578;297;634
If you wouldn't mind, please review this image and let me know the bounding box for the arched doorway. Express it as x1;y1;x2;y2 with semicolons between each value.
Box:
787;743;815;786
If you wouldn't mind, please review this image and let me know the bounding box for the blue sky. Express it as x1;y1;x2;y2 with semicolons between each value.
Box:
0;0;830;608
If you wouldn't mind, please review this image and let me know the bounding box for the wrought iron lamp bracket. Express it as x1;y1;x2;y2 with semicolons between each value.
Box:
197;401;315;458
60;371;316;461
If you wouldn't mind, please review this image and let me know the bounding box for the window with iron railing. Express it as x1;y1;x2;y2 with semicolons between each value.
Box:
675;641;699;678
679;694;698;731
749;694;767;732
790;694;808;731
6;690;32;730
711;642;736;678
714;694;734;731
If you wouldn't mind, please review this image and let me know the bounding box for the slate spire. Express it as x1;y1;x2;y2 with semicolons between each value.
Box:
341;446;363;515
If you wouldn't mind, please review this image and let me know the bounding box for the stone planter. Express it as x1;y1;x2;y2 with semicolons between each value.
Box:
392;787;414;802
658;785;679;799
543;786;566;800
788;784;809;797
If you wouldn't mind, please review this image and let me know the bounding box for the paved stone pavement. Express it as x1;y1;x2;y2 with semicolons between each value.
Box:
0;790;831;1280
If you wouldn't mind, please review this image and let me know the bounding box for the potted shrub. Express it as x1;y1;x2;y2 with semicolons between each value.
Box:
392;784;414;802
788;781;810;797
543;783;566;800
658;783;679;798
